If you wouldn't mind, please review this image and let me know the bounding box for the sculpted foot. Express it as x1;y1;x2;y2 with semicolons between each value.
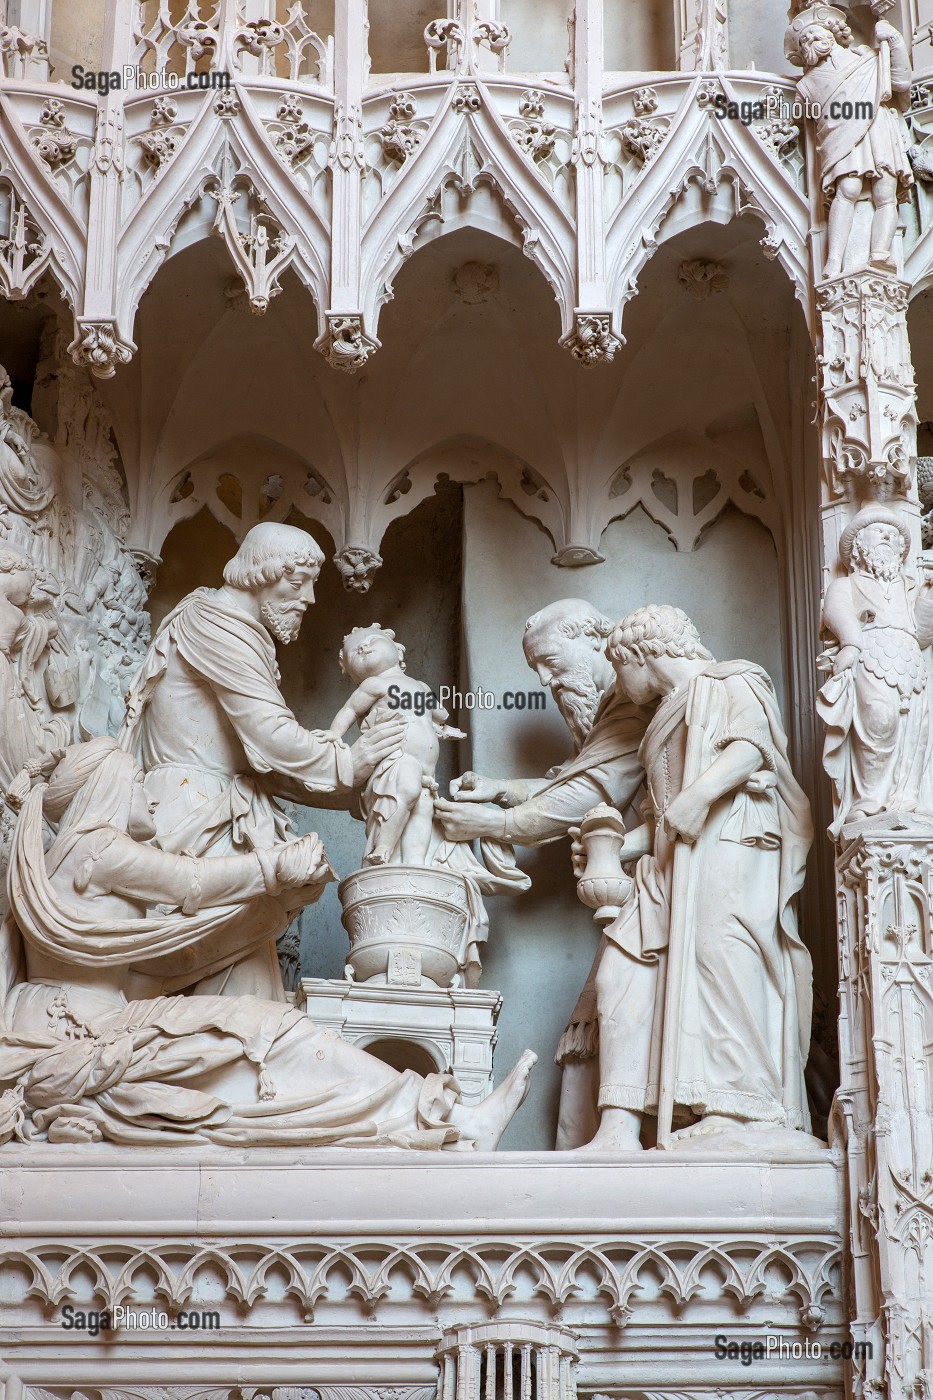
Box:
452;1049;536;1150
363;848;389;866
670;1113;745;1143
575;1107;643;1152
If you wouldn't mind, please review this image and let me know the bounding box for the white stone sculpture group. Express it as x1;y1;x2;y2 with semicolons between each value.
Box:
0;480;821;1152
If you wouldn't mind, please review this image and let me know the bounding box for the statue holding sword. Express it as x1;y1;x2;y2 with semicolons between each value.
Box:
574;606;814;1151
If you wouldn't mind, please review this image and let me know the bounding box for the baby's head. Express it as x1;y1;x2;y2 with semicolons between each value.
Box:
339;624;405;682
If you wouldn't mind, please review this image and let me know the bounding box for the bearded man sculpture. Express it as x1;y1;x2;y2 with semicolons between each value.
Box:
818;506;933;835
434;599;652;1146
786;4;912;277
581;606;813;1151
121;522;405;1000
0;739;535;1148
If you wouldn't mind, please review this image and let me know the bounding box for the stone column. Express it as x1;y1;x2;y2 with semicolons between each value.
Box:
792;5;933;1397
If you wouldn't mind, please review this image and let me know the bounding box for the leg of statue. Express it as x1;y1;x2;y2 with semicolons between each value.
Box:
824;175;863;278
364;755;425;865
869;172;899;273
576;940;658;1151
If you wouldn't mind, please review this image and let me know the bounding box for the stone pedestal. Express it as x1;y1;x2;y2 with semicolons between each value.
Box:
297;978;502;1104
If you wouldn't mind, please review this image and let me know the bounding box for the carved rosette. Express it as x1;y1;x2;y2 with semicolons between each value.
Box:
836;832;933;1400
563;313;623;367
67;321;135;379
319;315;377;374
816;274;916;494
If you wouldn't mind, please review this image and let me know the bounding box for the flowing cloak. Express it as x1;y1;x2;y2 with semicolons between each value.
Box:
797;45;912;202
602;660;813;1128
5;783;303;991
119;588;354;856
0;795;464;1149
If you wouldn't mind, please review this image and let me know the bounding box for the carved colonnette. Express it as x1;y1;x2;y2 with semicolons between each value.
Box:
789;2;933;1397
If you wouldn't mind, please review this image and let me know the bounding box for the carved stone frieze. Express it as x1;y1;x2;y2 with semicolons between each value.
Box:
0;1232;842;1326
816;274;915;493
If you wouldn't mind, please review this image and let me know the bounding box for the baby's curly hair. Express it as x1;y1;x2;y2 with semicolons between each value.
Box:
339;623;405;676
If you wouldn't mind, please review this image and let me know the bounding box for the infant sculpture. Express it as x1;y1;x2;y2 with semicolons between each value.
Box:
330;624;528;989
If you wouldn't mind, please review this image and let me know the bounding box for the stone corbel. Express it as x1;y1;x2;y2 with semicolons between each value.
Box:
315;314;378;375
816;273;916;494
561;311;623;367
67;319;135;380
333;544;383;591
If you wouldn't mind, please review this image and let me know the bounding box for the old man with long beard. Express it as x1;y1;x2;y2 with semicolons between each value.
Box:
434;598;652;1146
121;522;404;1001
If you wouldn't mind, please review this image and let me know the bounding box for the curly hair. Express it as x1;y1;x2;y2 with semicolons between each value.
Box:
607;604;713;667
223;522;324;590
338;623;404;676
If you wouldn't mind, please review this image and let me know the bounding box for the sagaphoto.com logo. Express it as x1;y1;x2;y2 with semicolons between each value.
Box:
60;1305;221;1337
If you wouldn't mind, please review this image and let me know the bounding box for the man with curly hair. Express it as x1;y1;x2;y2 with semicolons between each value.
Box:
580;604;814;1150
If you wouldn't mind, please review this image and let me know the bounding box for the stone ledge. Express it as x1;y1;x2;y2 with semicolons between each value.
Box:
0;1145;843;1235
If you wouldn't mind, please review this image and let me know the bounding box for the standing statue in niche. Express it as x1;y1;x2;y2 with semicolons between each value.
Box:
818;506;933;836
786;3;912;277
0;739;535;1148
120;522;406;1001
434;599;651;1147
577;605;813;1150
328;624;465;866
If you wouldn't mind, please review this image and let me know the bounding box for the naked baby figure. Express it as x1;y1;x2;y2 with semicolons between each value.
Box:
328;625;465;866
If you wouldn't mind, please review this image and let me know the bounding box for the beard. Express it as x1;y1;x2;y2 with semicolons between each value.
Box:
553;667;601;749
261;599;304;644
857;548;902;584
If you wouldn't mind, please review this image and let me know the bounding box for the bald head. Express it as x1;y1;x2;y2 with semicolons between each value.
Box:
522;598;615;747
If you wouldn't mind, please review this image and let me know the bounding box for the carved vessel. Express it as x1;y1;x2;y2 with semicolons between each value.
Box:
339;865;470;987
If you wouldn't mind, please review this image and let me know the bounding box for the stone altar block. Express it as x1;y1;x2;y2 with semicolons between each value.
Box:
297;977;502;1104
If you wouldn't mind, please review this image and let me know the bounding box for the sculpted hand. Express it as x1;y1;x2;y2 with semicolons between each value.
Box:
273;834;333;890
662;786;710;845
874;19;903;43
434;797;502;841
569;826;586;878
350;711;406;785
833;643;861;675
450;771;508;804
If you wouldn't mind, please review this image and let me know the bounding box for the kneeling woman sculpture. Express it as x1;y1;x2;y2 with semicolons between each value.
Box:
0;739;534;1148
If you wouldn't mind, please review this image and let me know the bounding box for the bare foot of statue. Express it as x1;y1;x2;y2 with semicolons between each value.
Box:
451;1049;537;1150
671;1113;746;1143
363;848;389;866
574;1106;643;1152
